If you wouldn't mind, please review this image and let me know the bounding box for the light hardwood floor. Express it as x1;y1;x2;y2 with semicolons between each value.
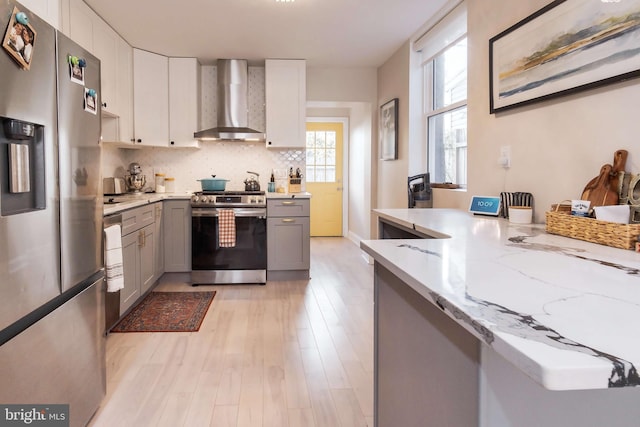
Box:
89;237;374;427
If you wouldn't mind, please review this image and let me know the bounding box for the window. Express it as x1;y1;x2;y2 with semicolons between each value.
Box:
414;1;467;186
426;37;467;185
306;129;337;182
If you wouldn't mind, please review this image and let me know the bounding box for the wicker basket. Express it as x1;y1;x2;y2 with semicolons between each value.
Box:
545;210;640;250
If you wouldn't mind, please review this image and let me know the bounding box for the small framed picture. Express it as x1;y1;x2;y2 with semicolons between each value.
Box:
84;88;97;114
2;7;37;70
379;98;398;160
70;61;84;85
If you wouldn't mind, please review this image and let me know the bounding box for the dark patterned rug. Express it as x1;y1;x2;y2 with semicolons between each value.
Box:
111;291;216;333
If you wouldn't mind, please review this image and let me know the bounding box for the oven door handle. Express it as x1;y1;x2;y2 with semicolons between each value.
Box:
192;208;267;218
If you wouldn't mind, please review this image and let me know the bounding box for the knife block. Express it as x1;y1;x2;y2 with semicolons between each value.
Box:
288;178;301;193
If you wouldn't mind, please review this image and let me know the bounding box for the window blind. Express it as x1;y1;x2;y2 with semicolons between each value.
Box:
413;1;467;63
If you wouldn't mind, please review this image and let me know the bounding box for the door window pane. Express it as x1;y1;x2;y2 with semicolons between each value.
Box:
306;130;338;183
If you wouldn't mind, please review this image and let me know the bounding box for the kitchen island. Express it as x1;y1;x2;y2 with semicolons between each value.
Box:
361;208;640;427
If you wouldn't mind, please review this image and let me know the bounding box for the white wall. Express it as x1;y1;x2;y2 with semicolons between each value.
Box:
378;0;640;223
377;42;411;209
307;67;377;241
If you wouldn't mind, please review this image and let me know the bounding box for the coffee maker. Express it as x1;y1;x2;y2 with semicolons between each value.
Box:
408;173;433;208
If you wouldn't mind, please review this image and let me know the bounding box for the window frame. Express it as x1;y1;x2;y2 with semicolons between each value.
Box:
423;34;468;187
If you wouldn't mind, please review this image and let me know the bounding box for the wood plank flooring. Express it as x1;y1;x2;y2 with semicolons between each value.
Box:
89;237;374;427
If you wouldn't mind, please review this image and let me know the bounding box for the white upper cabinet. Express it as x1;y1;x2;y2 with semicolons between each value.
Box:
92;18;117;116
131;52;201;148
19;0;60;29
115;37;133;143
133;49;169;147
265;59;306;148
68;0;93;51
169;57;200;147
66;0;134;143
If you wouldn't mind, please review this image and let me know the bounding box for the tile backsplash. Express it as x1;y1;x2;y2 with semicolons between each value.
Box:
102;65;305;193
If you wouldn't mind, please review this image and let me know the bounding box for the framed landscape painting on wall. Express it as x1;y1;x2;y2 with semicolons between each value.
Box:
380;98;398;160
489;0;640;113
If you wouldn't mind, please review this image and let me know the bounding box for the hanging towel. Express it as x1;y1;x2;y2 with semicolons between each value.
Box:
104;224;124;292
218;209;236;248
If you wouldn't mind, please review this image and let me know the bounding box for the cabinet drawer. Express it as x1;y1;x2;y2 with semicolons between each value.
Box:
121;203;156;235
267;199;310;217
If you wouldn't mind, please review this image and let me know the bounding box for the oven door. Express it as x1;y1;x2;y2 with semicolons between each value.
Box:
191;207;267;284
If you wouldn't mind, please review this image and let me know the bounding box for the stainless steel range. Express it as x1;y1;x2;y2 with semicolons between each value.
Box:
191;191;267;284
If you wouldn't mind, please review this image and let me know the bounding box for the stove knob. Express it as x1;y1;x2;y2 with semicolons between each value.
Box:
192;196;199;203
201;196;209;203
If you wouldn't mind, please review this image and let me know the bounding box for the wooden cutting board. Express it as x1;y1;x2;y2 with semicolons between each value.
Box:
581;164;619;207
609;149;628;195
582;149;628;194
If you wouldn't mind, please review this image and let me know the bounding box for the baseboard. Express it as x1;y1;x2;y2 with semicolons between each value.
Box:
347;231;374;264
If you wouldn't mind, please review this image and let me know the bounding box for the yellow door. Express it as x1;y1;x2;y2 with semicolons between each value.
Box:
306;122;343;236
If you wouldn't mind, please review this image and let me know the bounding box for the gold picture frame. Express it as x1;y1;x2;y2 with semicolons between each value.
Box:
2;7;37;70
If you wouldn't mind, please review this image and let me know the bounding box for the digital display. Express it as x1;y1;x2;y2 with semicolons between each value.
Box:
469;196;501;216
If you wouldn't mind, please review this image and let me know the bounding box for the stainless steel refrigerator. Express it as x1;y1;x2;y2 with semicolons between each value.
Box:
0;2;105;426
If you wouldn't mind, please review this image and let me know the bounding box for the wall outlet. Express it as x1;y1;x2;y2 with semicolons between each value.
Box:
499;145;511;168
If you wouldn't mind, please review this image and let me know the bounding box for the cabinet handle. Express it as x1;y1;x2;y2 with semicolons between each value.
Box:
281;201;295;205
102;102;107;108
281;218;295;223
130;138;135;143
136;139;142;143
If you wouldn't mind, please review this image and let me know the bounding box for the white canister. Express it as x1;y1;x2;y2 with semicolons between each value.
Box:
165;177;175;193
155;173;165;193
508;206;533;224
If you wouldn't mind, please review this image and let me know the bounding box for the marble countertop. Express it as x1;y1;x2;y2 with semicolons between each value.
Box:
103;192;191;216
361;208;640;391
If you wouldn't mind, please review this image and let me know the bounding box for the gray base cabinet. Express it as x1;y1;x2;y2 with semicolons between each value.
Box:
120;203;157;314
267;198;310;280
374;263;479;426
152;202;164;283
163;200;191;272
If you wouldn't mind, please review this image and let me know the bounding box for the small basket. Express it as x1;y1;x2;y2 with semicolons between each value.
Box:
288;178;301;193
545;206;640;250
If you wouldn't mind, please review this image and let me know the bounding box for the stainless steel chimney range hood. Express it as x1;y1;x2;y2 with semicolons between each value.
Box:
194;59;266;141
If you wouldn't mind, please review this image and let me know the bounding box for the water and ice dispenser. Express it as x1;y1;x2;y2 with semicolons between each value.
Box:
0;117;46;215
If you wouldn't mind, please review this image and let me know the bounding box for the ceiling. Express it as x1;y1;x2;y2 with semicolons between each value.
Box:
83;0;449;68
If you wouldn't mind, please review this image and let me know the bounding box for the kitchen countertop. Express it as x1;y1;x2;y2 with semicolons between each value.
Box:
103;192;191;216
361;208;640;391
266;192;312;199
104;191;312;216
